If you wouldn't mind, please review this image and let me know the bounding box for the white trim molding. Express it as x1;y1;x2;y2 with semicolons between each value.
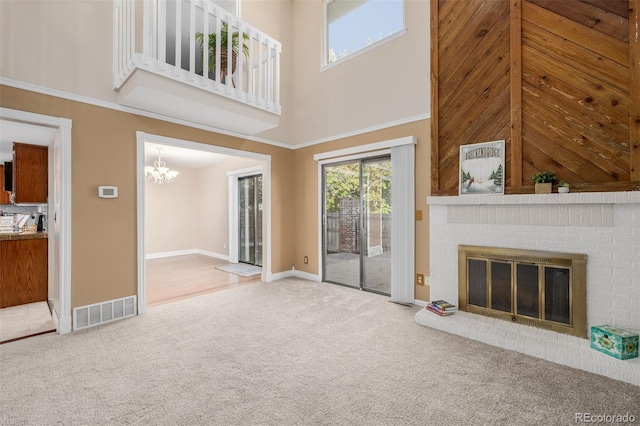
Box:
313;136;417;161
0;107;73;334
1;78;429;150
145;249;229;261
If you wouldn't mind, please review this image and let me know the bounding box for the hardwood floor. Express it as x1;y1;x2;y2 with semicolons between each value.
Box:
145;255;261;308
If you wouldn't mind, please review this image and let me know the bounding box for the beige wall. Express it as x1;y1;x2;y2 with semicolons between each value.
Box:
145;167;200;254
292;119;431;301
145;156;262;256
0;85;294;308
0;0;115;102
287;0;430;145
197;157;263;255
1;0;429;147
0;0;294;144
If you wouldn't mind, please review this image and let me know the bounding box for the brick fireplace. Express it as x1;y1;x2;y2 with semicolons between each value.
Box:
416;192;640;386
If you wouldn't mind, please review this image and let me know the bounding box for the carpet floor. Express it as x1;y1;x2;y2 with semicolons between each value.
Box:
1;278;638;425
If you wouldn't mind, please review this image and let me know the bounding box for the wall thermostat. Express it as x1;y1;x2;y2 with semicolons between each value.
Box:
98;186;118;198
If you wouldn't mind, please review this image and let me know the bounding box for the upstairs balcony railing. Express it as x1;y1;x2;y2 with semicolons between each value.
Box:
114;0;281;115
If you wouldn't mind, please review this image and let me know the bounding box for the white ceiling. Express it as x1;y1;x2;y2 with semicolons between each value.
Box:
0;120;57;162
144;142;238;169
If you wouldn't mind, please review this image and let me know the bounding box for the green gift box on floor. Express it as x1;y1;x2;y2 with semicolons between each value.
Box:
590;325;638;360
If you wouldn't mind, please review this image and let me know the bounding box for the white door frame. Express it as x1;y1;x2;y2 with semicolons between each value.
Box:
136;132;272;314
314;136;416;303
0;107;73;334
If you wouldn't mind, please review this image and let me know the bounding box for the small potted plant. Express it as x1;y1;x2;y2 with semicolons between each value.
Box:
531;171;556;194
558;180;570;193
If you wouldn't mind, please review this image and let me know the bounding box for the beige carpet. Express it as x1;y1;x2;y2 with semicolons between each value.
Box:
1;278;638;425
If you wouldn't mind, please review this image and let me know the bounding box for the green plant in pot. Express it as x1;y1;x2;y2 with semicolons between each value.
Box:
558;180;570;193
195;22;249;85
531;171;556;194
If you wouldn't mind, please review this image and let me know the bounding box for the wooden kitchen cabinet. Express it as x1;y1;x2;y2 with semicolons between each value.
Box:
0;238;48;309
0;165;9;204
13;142;48;204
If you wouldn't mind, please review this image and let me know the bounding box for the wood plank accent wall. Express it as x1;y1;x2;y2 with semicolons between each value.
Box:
431;0;640;194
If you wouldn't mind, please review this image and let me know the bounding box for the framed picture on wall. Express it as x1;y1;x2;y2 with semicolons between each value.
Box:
459;140;505;195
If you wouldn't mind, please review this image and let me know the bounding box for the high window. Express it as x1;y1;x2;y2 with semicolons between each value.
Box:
325;0;404;65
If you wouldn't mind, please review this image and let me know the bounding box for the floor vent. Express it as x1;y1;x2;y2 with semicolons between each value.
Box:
73;296;137;331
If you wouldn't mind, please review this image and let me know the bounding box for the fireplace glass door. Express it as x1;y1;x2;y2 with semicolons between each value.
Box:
467;259;572;322
459;246;586;337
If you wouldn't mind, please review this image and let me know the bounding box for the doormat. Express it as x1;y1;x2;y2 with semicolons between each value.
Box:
216;263;262;277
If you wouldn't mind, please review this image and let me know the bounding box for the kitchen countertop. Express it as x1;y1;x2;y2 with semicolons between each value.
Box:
0;231;48;241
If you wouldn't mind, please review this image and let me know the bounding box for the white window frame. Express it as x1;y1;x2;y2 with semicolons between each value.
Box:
322;0;406;70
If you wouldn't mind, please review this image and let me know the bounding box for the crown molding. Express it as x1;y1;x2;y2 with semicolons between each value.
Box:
291;113;430;150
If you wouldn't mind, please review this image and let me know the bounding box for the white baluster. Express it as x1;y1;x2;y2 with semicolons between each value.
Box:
158;0;167;66
175;0;182;74
202;2;210;85
275;42;281;111
258;33;263;106
215;14;221;89
189;0;195;79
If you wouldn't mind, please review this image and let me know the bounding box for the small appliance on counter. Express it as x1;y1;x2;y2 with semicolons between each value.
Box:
36;213;46;233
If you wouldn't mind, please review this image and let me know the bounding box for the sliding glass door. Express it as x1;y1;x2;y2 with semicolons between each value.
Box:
323;157;391;294
239;175;262;266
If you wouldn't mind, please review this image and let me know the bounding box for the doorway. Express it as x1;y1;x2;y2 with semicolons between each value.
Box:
322;156;391;295
0;108;72;335
136;131;272;314
238;174;262;266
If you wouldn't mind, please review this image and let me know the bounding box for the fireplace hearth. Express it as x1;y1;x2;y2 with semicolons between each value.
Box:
458;245;586;338
417;192;640;386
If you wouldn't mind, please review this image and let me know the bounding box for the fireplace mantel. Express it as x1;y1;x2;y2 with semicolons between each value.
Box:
427;192;640;228
427;191;640;206
419;191;640;386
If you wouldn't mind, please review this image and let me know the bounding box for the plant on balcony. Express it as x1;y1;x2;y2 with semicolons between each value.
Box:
531;171;556;194
195;22;249;85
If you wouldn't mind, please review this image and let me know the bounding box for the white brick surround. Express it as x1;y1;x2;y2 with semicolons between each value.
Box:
416;191;640;386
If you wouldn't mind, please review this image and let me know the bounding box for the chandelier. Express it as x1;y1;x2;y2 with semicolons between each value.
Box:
145;148;180;184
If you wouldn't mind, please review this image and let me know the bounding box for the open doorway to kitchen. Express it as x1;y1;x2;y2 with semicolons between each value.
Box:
0;107;73;340
136;132;271;313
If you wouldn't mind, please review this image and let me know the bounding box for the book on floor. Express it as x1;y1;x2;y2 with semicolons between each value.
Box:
429;300;457;312
426;305;455;316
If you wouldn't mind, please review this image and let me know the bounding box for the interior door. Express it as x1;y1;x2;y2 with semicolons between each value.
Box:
322;156;391;294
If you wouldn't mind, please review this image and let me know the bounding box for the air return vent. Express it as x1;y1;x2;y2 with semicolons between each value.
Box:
73;296;137;331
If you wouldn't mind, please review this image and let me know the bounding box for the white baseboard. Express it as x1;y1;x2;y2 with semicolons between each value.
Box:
268;270;293;281
267;269;322;282
195;249;229;261
145;249;229;261
413;299;428;307
145;249;196;260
